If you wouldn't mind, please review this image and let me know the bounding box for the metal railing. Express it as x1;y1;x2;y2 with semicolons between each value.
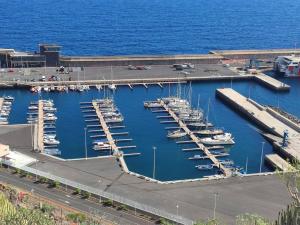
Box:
14;165;194;225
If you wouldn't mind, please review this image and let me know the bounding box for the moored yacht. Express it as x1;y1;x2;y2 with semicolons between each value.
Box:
201;133;235;145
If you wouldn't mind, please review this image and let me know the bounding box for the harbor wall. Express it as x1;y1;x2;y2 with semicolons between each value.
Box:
59;55;223;67
266;107;300;133
210;49;300;59
215;89;282;137
60;49;300;67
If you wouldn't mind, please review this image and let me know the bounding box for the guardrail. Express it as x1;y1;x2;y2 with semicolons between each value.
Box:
7;164;194;225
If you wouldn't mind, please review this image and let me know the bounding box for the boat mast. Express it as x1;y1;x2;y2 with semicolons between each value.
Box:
197;94;200;110
206;98;210;128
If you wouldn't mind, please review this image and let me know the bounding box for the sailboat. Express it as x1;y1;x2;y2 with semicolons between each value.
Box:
108;66;117;91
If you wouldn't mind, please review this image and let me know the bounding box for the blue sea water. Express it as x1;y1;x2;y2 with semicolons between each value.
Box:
1;0;300;55
1;0;300;180
1;79;299;181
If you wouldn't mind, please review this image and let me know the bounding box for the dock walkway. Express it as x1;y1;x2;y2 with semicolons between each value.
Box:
254;73;290;91
159;100;232;177
216;88;300;163
265;154;294;172
92;101;129;172
0;98;4;125
37;101;44;152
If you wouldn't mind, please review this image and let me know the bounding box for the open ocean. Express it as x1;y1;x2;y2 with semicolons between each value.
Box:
1;0;300;55
0;0;300;181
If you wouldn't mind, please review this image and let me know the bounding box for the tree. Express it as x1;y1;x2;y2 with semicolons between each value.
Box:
66;213;86;223
236;213;270;225
277;160;300;205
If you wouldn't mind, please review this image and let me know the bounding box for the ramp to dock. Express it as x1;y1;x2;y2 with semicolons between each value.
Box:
265;154;294;172
254;74;290;91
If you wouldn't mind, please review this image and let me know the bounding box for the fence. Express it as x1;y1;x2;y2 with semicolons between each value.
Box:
14;165;195;225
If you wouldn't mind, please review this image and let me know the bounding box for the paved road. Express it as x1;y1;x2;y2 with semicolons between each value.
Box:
0;170;155;225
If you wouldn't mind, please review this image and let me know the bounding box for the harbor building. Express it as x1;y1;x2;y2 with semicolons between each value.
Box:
0;48;46;68
0;44;61;68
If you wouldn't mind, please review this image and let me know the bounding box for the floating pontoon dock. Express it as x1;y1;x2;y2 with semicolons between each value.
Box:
158;100;232;177
254;74;290;91
265;154;295;172
92;101;129;172
0;98;5;125
37;101;44;152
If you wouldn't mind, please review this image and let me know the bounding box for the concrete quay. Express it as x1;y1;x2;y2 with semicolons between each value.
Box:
254;73;290;91
265;154;294;172
0;124;293;224
210;48;300;59
216;88;300;168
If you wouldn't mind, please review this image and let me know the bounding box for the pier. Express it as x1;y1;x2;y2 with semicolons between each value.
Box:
37;101;44;152
216;88;300;165
254;73;290;91
92;101;129;172
265;154;294;172
0;98;4;125
159;100;232;177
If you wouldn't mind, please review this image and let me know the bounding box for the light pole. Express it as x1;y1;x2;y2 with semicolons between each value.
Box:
176;204;179;217
153;146;156;179
98;179;102;203
259;142;265;173
245;156;248;174
213;193;218;220
84;127;87;160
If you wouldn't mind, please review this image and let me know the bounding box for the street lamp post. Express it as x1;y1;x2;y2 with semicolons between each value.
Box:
213;193;218;220
259;142;265;173
153;146;156;179
98;179;102;203
245;156;248;174
84;127;87;160
176;204;179;217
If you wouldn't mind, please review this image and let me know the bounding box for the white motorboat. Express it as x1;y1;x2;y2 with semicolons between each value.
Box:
144;102;161;108
43;107;57;112
195;129;224;136
195;164;214;170
105;116;123;123
108;84;116;91
167;129;187;138
29;105;38;110
43;115;57;121
4;96;14;101
43;138;60;145
95;84;102;90
201;133;235;145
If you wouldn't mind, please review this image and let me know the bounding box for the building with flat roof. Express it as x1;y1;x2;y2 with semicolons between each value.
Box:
0;144;10;158
0;48;46;68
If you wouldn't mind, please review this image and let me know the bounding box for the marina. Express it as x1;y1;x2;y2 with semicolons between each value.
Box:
216;88;300;170
145;96;235;177
0;96;14;125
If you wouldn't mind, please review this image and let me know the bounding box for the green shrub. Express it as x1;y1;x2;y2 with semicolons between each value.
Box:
66;213;86;223
102;199;113;207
